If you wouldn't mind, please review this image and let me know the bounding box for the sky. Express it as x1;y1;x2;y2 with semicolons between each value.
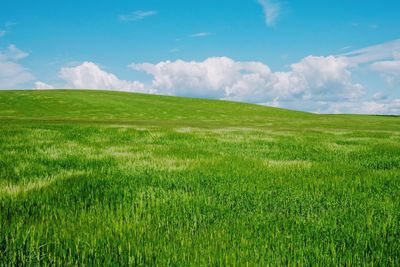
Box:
1;0;400;114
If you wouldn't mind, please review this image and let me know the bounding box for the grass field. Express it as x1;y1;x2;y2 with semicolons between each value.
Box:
1;90;399;266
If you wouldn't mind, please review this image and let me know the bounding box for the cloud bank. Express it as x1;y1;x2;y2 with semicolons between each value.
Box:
36;55;369;113
130;56;363;103
30;39;400;114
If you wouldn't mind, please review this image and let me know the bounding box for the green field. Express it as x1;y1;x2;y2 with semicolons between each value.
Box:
1;90;399;266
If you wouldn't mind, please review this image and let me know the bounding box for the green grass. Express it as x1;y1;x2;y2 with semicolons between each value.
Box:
1;90;399;266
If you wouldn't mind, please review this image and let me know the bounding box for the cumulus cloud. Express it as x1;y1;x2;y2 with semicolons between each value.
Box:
132;57;243;99
0;45;34;89
58;61;148;92
118;10;158;22
277;56;364;100
257;0;281;26
130;56;364;103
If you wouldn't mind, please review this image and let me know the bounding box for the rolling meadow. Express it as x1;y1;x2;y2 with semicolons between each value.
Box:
0;90;399;266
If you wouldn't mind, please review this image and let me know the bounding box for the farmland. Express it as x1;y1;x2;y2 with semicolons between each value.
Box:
0;90;399;265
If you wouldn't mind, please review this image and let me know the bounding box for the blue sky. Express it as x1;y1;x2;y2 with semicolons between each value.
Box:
1;0;400;114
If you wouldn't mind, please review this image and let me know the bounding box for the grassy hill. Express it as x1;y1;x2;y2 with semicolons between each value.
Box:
1;90;399;265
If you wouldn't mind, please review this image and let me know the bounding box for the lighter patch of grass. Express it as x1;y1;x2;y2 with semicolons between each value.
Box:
175;127;196;133
118;156;196;172
152;157;196;171
0;179;54;196
319;129;354;135
39;143;97;160
207;127;260;133
264;159;313;168
0;110;16;115
105;146;139;157
0;170;85;196
325;142;360;153
216;134;274;143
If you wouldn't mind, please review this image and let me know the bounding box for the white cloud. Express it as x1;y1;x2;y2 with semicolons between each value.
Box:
339;39;400;88
257;0;281;26
343;39;400;65
34;55;400;114
188;32;212;38
262;97;280;108
131;57;274;100
324;99;400;115
6;44;29;60
279;56;364;100
0;61;35;89
58;61;148;92
34;53;373;113
35;81;55;90
0;45;34;89
42;46;400;114
130;56;363;103
370;60;400;86
118;10;158;21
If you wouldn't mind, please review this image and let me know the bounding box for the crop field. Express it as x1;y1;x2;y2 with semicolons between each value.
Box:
0;90;399;266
